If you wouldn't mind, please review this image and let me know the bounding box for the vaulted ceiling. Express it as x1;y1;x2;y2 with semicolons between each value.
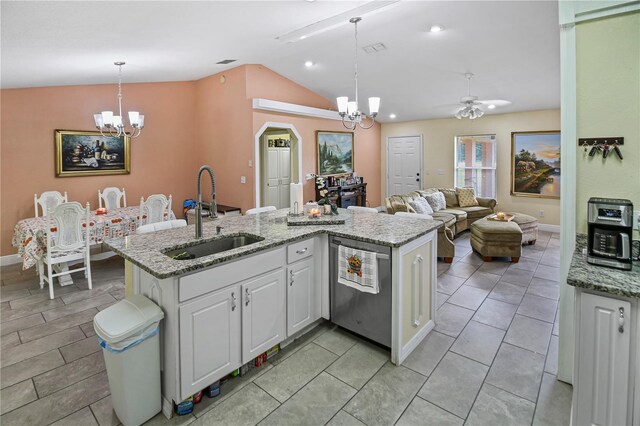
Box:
1;1;560;122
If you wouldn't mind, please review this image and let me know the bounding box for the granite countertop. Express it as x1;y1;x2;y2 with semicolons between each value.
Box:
104;208;443;279
567;234;640;298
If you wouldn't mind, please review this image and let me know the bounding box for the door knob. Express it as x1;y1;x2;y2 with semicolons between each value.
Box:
416;178;420;182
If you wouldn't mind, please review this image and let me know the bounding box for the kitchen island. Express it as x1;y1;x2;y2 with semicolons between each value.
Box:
105;208;442;417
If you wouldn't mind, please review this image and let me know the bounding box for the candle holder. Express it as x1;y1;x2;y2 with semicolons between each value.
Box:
288;201;304;217
304;202;321;218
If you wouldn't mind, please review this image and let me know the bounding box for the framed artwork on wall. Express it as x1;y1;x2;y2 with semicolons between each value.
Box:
55;130;131;177
511;131;561;198
316;131;354;176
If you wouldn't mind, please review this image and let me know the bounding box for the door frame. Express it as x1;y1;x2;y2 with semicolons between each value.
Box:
254;122;303;208
385;134;424;198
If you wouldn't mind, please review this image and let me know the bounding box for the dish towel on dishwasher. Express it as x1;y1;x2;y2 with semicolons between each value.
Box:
337;245;379;294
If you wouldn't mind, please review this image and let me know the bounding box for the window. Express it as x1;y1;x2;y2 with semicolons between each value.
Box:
454;135;497;198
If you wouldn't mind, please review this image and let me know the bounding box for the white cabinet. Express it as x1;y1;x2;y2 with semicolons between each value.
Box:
287;258;315;336
575;292;632;426
241;269;286;363
179;285;241;397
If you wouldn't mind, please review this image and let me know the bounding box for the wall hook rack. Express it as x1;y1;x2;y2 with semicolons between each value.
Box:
578;137;624;160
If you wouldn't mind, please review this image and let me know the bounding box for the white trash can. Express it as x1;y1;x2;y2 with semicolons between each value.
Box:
94;294;165;426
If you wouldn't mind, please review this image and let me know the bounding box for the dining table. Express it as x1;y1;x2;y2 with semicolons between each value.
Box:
12;206;176;271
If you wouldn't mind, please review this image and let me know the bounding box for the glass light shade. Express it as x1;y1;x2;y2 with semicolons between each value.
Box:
476;109;484;118
112;115;123;127
101;111;114;125
368;97;380;114
128;111;140;126
93;114;104;128
336;97;349;113
347;101;357;116
138;115;145;129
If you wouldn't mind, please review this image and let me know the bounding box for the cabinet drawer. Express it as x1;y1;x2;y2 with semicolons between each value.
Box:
179;247;285;302
287;238;314;264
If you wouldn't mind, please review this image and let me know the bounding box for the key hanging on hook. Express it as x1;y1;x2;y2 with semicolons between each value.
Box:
602;142;610;158
613;143;623;160
588;144;599;157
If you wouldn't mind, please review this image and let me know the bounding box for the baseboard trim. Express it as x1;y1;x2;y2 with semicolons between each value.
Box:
539;224;561;233
1;254;21;267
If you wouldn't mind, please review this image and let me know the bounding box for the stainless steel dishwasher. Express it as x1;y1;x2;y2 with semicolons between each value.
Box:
329;236;392;347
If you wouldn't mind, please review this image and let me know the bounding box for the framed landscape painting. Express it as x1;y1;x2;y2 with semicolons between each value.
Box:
511;131;561;198
317;131;354;176
55;130;130;177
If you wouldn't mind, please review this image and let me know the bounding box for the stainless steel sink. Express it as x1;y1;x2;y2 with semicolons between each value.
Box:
165;234;264;260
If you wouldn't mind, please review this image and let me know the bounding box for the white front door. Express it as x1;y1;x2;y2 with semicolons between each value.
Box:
387;136;423;196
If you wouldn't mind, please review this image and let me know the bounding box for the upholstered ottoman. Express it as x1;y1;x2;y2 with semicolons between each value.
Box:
509;213;539;245
470;219;522;262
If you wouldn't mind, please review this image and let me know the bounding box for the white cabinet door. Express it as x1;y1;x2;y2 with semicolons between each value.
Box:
242;269;286;363
287;258;316;336
179;284;241;399
576;293;631;426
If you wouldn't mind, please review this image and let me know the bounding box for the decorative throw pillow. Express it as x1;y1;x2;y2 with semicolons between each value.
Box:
456;187;479;207
408;197;434;215
424;192;446;212
438;188;459;207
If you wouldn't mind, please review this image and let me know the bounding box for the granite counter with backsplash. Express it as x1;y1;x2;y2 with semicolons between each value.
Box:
104;208;442;279
567;234;640;298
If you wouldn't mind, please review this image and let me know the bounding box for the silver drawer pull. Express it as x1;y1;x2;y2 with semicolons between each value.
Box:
245;288;251;306
231;292;237;311
296;248;308;255
290;270;294;286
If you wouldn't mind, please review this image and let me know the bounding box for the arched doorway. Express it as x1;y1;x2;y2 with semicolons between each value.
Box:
254;122;303;209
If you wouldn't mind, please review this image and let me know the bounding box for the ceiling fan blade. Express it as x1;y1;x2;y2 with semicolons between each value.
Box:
477;99;512;106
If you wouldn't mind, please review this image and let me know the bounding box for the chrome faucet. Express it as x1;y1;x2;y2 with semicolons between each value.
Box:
195;165;218;239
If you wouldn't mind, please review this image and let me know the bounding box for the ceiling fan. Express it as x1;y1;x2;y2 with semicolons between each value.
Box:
454;73;510;120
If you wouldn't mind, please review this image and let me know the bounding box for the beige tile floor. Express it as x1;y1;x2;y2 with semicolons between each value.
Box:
0;230;571;425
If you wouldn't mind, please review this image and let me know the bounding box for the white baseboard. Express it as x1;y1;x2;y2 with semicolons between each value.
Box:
1;254;21;267
539;224;561;233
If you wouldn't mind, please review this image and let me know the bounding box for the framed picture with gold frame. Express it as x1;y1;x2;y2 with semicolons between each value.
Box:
510;131;561;198
316;131;354;176
55;130;131;177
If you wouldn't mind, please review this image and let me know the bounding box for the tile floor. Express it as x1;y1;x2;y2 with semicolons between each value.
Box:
0;230;572;425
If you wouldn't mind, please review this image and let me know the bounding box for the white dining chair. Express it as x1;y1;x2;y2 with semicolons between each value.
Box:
347;206;379;213
34;191;68;217
136;219;187;235
140;194;172;225
98;187;127;210
37;202;92;299
245;206;277;215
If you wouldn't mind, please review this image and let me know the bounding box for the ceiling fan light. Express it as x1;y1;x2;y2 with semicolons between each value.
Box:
368;97;380;115
337;97;349;114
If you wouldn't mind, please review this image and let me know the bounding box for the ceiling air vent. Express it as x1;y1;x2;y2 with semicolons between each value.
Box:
362;43;387;54
216;59;236;65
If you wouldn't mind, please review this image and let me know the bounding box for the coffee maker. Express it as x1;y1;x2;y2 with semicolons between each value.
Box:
587;197;633;270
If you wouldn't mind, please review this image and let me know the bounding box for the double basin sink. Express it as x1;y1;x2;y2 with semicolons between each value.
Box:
164;234;264;260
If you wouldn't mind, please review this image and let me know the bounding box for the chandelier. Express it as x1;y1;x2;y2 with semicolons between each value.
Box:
336;17;380;130
454;73;484;120
93;62;144;138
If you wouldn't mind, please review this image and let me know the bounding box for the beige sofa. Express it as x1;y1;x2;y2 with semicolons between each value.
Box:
385;188;497;262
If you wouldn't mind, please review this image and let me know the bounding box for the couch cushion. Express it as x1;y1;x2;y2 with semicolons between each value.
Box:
439;208;468;221
424;192;446;211
408;197;434;214
456;187;479;207
457;206;493;219
431;212;456;228
438;188;459;207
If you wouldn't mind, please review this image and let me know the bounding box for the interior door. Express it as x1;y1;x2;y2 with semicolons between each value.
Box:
264;147;280;208
278;148;291;209
387;136;422;196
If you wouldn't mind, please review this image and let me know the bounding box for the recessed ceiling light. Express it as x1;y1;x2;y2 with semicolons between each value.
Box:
305;0;316;2
389;114;397;119
429;24;444;33
300;35;308;40
305;60;314;67
488;104;496;109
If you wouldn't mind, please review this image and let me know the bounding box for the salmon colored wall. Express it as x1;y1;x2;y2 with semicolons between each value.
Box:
194;66;254;210
1;82;198;256
253;111;382;206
